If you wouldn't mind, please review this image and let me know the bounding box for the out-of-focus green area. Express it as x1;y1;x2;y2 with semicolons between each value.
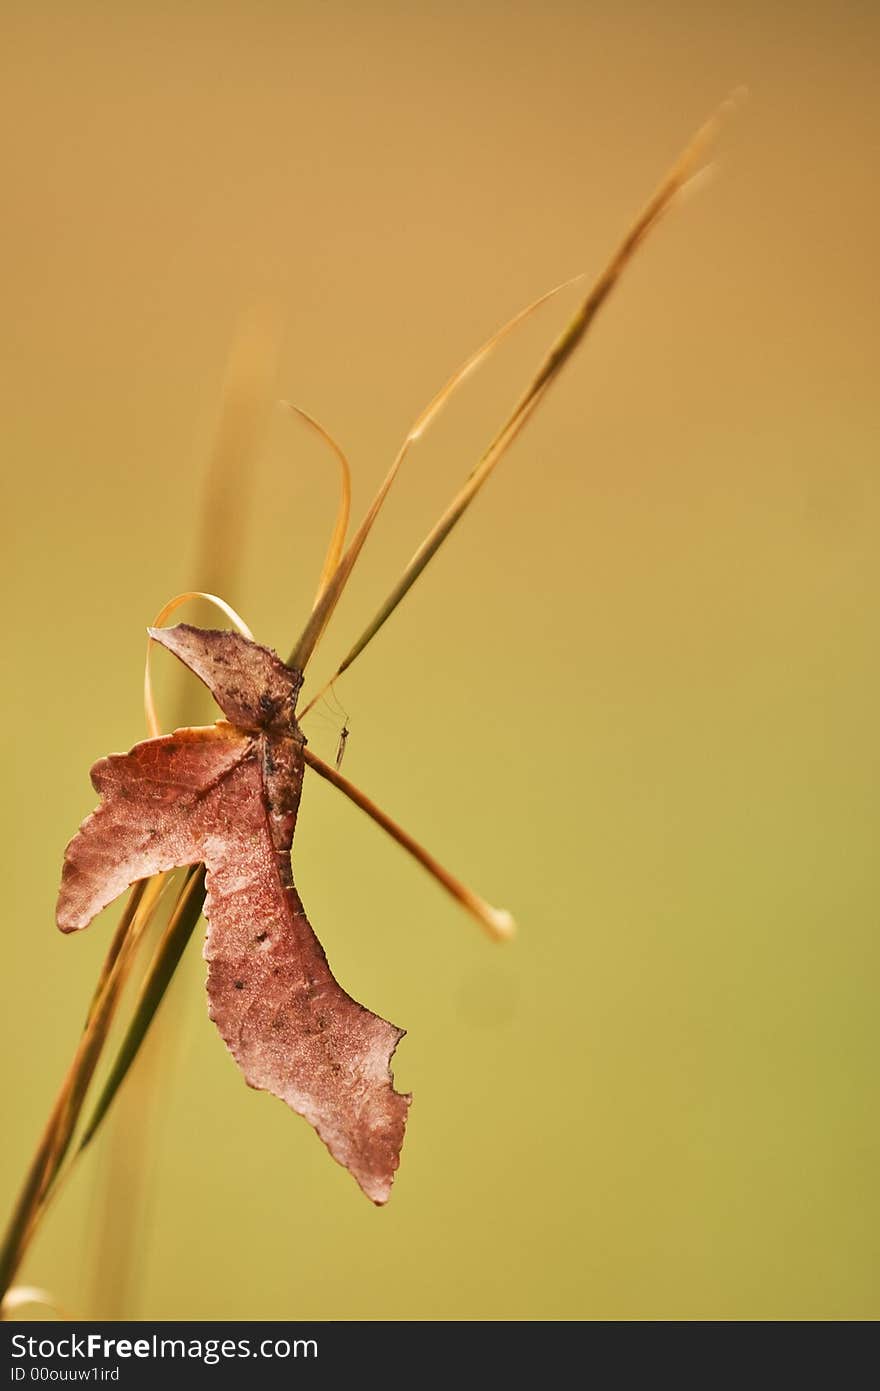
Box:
2;0;878;1321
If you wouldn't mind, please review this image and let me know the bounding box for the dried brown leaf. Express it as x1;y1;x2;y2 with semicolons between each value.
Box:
57;627;409;1204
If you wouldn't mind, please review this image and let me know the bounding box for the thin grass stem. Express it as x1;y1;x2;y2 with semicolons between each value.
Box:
279;402;352;611
300;111;721;710
0;878;163;1300
288;277;580;674
303;747;514;941
76;868;207;1154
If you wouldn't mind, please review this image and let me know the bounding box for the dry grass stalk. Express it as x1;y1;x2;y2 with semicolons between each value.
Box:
0;107;726;1308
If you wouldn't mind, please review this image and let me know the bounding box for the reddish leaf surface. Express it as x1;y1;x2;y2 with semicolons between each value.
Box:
57;626;410;1204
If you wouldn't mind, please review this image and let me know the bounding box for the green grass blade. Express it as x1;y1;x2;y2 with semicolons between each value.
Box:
319;112;719;688
76;867;207;1154
287;277;578;674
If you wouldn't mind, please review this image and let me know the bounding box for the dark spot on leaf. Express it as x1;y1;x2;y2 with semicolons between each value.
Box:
234;979;245;990
260;693;279;720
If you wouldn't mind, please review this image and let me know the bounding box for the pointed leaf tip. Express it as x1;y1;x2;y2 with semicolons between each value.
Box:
149;624;303;733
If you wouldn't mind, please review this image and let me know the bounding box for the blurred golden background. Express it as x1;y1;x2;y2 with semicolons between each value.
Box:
2;1;878;1320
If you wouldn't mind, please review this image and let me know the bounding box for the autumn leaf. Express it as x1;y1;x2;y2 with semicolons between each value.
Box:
57;625;410;1205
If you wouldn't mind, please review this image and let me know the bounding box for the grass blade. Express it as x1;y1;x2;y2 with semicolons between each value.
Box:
82;879;148;1028
76;868;207;1154
280;402;352;611
288;276;581;673
144;591;254;738
0;1286;68;1320
0;877;164;1300
303;746;514;941
190;304;282;601
313;111;721;690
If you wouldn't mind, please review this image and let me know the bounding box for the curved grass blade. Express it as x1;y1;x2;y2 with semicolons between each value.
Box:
144;591;254;739
288;276;581;673
280;402;352;610
308;111;721;695
0;1286;68;1320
